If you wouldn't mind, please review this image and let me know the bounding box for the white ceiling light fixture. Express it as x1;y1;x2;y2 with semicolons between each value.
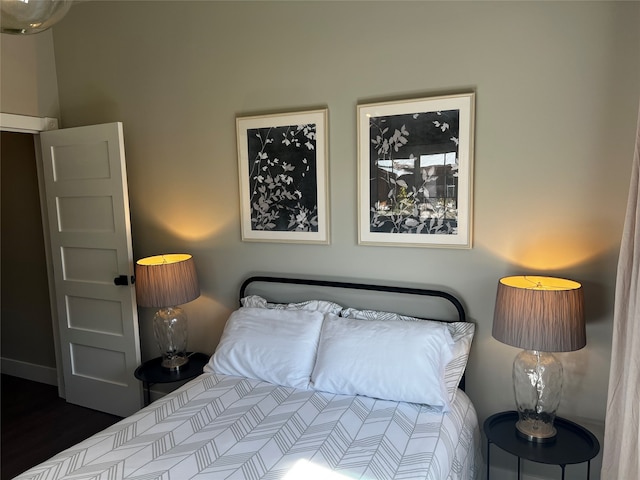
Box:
1;0;73;35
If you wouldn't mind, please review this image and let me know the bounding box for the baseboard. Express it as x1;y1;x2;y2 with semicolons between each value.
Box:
0;357;58;386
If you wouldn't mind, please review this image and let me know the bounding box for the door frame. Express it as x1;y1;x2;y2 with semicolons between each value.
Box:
1;112;66;396
0;113;58;133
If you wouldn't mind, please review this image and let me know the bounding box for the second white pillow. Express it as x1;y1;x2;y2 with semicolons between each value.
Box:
311;315;454;408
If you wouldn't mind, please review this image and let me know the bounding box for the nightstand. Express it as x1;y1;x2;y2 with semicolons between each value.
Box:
134;352;209;406
484;411;600;480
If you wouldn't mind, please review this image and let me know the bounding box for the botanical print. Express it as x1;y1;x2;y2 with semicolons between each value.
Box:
368;109;460;236
358;93;474;248
246;123;319;232
237;109;329;244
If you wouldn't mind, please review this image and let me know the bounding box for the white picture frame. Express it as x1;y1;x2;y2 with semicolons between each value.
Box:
237;109;330;244
357;93;475;248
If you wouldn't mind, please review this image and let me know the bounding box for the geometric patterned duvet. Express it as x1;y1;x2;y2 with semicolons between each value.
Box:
15;373;482;480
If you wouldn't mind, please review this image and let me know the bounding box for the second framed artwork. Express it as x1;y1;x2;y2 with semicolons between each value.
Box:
237;109;330;244
358;93;475;248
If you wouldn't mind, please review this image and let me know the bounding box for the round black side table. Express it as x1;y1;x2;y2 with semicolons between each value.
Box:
484;411;600;480
134;352;209;406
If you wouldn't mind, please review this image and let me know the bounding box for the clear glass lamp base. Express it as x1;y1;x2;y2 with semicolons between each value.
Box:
161;352;189;370
516;414;557;442
153;306;189;371
513;350;563;443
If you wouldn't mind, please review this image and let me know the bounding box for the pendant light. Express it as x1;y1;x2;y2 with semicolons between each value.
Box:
1;0;73;35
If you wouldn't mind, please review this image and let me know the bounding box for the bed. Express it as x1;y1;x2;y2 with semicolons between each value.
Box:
15;276;482;480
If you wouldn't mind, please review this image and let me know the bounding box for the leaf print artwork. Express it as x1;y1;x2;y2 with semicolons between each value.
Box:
237;109;329;244
358;94;474;248
247;123;319;232
368;109;460;236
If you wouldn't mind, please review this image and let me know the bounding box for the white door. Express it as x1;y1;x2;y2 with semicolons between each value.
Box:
39;122;142;417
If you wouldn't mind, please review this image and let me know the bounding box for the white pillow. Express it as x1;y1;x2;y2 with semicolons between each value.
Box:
241;295;343;315
311;314;454;408
443;322;474;400
340;308;474;402
205;307;324;389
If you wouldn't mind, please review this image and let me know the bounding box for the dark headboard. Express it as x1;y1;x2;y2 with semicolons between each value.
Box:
239;275;466;322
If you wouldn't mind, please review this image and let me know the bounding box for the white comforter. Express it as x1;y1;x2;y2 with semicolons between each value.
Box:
16;373;482;480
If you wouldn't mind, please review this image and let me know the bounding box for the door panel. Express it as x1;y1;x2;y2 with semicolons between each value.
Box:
70;344;127;383
57;196;116;232
66;296;124;334
61;246;119;282
51;141;111;180
40;122;142;416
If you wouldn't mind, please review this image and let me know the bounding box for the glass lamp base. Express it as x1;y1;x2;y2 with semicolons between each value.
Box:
161;352;189;371
153;306;189;371
516;415;557;443
513;350;563;443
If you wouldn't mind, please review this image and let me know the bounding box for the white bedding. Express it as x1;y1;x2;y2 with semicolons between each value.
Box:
16;373;482;480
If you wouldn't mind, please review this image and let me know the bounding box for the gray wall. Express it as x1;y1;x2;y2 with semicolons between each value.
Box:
2;1;640;478
0;30;59;117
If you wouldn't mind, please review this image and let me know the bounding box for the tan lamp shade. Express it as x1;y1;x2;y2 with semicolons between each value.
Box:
492;275;586;352
135;254;200;308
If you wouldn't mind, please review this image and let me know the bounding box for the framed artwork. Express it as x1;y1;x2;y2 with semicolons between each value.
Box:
357;93;475;248
237;109;329;244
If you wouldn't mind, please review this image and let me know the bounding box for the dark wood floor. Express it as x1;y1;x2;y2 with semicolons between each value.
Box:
1;374;122;480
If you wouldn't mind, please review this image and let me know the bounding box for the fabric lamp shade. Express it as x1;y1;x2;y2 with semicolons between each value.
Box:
492;275;586;352
135;254;200;308
135;254;200;370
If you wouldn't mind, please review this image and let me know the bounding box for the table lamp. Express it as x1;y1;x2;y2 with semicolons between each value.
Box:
135;254;200;370
492;275;585;442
